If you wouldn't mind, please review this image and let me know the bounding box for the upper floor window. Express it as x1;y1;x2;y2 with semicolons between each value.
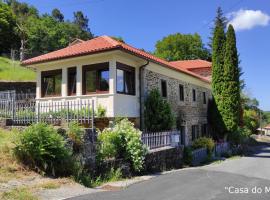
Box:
41;69;62;97
116;62;135;95
68;67;76;96
203;91;207;104
82;62;109;94
179;84;184;101
161;80;167;98
192;89;196;102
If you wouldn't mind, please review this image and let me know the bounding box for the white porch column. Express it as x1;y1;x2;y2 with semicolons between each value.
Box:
62;68;67;97
36;69;41;99
76;65;83;96
109;59;116;94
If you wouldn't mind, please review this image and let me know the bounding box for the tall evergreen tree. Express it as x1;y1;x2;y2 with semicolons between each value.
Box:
211;7;227;136
223;24;241;132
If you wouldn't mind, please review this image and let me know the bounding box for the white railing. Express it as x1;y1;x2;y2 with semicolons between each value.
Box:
0;90;35;101
0;99;95;128
141;130;180;150
192;147;207;166
215;142;229;156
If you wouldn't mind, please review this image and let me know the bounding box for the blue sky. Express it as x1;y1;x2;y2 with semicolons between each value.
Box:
23;0;270;111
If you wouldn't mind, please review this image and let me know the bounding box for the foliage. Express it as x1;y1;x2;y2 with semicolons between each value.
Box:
183;146;192;165
144;89;175;131
67;122;85;152
228;127;251;145
13;123;73;176
111;36;125;43
74;167;122;188
52;8;64;22
98;119;146;172
243;109;259;133
96;104;107;117
154;33;211;61
0;2;18;54
192;137;215;155
2;0;93;59
222;25;241;132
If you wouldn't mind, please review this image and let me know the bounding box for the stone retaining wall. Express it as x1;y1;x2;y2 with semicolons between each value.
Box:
0;81;36;93
144;146;183;173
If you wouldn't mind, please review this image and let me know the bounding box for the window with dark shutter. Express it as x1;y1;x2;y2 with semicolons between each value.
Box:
192;89;196;101
161;80;167;98
203;92;207;104
179;84;184;101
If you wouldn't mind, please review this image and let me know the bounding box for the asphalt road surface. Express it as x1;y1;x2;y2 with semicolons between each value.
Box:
69;145;270;200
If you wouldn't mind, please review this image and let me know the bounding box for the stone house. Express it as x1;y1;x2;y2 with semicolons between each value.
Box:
22;36;212;145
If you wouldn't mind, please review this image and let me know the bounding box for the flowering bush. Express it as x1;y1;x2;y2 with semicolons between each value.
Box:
98;119;146;172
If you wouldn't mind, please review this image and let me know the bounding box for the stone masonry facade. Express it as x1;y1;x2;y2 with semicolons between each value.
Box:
144;69;212;145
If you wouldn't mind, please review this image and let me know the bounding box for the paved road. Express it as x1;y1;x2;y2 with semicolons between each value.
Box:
69;145;270;200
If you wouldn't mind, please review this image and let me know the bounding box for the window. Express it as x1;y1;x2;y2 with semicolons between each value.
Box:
116;62;135;95
41;69;62;97
203;92;207;104
161;80;167;98
180;126;185;145
179;84;184;101
191;125;199;141
201;124;208;136
82;63;109;94
68;67;76;96
192;89;196;102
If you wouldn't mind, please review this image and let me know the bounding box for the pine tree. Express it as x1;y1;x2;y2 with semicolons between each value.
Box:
223;25;241;132
211;7;227;136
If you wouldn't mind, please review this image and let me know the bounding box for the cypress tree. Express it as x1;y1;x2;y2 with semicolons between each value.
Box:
223;25;241;132
211;7;227;136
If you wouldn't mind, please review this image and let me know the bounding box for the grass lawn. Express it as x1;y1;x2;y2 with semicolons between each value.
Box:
0;57;36;81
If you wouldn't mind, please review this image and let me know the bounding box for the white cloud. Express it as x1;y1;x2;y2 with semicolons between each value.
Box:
228;9;270;31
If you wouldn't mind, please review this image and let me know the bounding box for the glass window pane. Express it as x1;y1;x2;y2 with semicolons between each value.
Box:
99;70;109;91
55;74;62;94
86;70;96;92
117;69;124;93
125;71;134;94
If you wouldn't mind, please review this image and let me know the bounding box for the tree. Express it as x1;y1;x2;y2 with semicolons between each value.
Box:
154;33;211;61
6;0;39;61
73;11;93;39
222;25;241;132
52;8;64;22
25;16;90;56
0;2;18;54
144;89;175;131
210;7;227;137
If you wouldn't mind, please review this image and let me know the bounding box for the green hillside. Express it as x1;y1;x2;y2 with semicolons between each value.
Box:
0;57;36;82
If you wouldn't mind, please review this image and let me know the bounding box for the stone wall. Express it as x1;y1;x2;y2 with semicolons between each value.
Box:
144;69;212;145
0;81;36;93
144;146;183;172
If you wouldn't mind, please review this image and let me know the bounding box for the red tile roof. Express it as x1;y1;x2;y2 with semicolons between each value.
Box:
22;36;210;83
170;59;212;70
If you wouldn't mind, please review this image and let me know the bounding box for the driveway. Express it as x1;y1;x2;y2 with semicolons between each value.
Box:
68;145;270;200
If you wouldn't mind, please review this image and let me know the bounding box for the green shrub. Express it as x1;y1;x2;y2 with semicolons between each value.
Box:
13;123;73;176
228;126;251;145
67;122;85;152
183;146;192;165
96;105;107;117
98;119;146;172
192;137;215;155
144;89;175;131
